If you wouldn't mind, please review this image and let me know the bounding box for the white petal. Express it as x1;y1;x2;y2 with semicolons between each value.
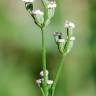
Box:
36;79;41;84
40;70;49;77
48;1;57;8
70;37;75;41
47;80;53;85
64;20;75;28
57;39;65;43
32;10;44;15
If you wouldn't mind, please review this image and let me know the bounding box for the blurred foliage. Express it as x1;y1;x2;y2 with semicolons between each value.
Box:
0;0;96;96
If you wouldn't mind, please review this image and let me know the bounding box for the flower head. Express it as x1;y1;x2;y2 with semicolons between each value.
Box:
36;79;42;84
40;70;49;77
32;10;44;16
53;32;62;42
22;0;34;3
70;36;75;41
48;1;57;8
36;79;42;86
47;80;53;85
57;39;65;43
64;20;75;28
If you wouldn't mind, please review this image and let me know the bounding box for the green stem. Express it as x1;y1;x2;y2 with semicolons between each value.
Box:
40;87;45;96
52;55;65;96
41;28;48;96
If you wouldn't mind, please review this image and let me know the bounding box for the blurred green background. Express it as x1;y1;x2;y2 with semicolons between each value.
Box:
0;0;96;96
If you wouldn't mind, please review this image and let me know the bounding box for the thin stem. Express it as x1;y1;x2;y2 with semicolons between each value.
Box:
41;28;48;96
40;87;45;96
52;55;65;96
41;28;47;84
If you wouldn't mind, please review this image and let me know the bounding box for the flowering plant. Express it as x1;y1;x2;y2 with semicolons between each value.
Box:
21;0;76;96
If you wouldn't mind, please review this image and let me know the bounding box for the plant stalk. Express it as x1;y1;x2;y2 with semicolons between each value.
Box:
52;55;65;96
41;28;48;96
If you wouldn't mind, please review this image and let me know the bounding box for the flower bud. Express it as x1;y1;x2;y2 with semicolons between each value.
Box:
53;32;66;54
45;1;57;26
40;70;49;77
32;10;44;27
36;79;42;86
53;32;62;43
47;80;53;85
64;36;75;54
57;39;65;54
64;20;75;37
25;2;33;14
47;1;56;9
64;20;75;29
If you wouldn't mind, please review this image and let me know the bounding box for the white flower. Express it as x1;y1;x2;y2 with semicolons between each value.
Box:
70;36;75;41
47;80;53;85
32;10;44;15
40;70;49;77
48;1;57;8
64;20;75;28
57;39;65;43
36;79;42;84
22;0;34;2
53;32;62;37
53;32;62;42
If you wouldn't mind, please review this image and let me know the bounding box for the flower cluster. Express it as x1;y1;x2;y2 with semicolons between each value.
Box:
21;1;76;96
64;20;75;28
53;21;75;55
36;70;53;87
22;0;57;28
47;1;57;9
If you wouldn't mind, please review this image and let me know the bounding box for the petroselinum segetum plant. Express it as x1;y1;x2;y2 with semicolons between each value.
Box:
21;0;76;96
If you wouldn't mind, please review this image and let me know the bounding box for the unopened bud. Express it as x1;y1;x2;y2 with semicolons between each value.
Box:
70;37;75;41
40;70;49;77
47;80;53;85
64;20;75;29
32;10;44;27
47;1;57;9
